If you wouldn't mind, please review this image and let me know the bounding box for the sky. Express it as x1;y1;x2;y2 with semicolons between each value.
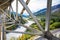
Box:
12;0;60;15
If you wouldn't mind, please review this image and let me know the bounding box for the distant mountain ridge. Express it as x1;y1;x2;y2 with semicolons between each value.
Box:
33;4;60;16
11;4;60;17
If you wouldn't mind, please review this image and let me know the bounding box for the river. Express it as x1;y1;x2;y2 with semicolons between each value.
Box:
6;21;34;40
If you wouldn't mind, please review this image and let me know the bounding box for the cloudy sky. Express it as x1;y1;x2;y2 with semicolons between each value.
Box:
12;0;60;15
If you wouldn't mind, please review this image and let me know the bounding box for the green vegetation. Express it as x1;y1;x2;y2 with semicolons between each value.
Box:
30;17;60;30
17;13;60;40
50;22;60;30
16;16;60;40
10;12;60;40
6;25;17;30
17;34;32;40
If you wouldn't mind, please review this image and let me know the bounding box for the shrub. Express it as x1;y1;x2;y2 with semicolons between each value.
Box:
50;22;60;30
30;23;40;30
6;25;17;30
18;34;32;40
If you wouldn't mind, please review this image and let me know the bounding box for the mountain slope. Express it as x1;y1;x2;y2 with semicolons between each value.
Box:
33;4;60;16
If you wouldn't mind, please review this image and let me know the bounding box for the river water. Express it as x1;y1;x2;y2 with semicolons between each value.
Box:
6;21;34;40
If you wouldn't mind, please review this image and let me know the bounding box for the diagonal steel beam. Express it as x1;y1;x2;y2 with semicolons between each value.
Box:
18;23;40;33
0;0;10;7
20;0;30;14
5;30;42;35
5;24;15;29
18;0;44;32
0;8;15;22
5;22;15;24
45;0;52;31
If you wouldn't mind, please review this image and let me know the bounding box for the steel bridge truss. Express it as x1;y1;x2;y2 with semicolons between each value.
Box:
1;0;59;40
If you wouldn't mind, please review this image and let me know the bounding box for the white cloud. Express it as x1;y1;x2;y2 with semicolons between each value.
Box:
28;0;47;12
52;0;60;6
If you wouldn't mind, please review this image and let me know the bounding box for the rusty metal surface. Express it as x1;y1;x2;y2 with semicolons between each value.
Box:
0;0;13;10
